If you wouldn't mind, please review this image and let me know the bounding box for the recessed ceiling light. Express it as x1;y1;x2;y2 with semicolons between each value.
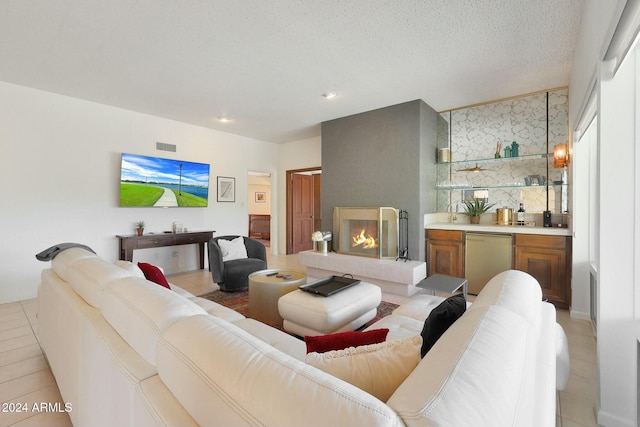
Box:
322;91;337;99
217;116;231;122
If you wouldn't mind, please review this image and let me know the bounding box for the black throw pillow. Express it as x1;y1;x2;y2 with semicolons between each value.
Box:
420;293;466;357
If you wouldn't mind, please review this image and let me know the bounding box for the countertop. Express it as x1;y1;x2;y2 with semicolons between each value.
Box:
424;213;572;236
425;222;571;236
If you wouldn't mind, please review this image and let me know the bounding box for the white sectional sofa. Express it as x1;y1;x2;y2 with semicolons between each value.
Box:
37;247;567;426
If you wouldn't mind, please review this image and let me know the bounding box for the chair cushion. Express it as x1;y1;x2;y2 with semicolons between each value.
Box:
222;258;267;289
218;236;248;261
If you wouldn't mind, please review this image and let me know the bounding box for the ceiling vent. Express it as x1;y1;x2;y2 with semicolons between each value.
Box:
156;142;176;152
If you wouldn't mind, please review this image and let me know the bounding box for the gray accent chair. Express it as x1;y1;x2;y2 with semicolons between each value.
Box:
209;236;267;292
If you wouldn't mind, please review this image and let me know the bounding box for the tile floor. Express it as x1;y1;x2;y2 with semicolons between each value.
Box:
0;254;599;426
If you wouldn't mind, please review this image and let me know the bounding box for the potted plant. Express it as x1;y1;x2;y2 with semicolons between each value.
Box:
135;221;145;236
461;199;495;224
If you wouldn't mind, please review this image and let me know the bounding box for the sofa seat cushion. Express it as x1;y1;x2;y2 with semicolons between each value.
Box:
391;294;446;321
102;276;207;365
187;297;245;322
168;284;194;298
387;306;533;427
306;335;422;402
232;318;306;361
157;315;404;427
364;313;424;341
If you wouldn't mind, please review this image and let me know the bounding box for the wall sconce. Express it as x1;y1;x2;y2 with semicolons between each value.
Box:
553;143;569;168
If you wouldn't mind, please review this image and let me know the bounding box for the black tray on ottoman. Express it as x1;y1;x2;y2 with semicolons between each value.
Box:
299;276;361;297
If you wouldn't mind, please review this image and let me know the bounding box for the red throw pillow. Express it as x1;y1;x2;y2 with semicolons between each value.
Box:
137;262;171;289
305;328;389;354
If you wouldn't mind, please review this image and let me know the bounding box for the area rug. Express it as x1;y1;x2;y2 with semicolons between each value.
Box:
199;289;398;327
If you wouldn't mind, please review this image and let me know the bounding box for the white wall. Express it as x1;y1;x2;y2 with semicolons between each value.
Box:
569;1;637;425
569;0;623;321
0;81;287;303
248;184;271;215
569;1;623;127
276;136;322;254
597;44;637;427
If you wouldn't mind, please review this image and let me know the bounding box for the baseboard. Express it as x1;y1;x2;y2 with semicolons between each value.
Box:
569;309;591;321
597;408;636;427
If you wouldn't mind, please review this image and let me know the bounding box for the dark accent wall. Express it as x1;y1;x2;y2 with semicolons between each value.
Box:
321;99;438;261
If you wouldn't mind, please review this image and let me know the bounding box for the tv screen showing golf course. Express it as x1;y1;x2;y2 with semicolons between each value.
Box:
119;153;210;207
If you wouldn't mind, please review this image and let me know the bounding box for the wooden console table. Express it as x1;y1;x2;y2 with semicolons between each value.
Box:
116;230;214;270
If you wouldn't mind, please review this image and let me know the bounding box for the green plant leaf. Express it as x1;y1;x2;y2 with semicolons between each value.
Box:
461;198;496;216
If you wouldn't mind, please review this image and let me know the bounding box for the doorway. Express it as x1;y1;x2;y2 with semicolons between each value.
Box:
286;167;321;254
248;171;272;248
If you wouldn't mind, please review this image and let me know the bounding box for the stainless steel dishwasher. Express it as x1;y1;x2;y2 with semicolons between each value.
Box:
465;232;513;295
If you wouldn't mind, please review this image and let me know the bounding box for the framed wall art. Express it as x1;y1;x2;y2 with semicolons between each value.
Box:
217;176;235;202
255;192;266;203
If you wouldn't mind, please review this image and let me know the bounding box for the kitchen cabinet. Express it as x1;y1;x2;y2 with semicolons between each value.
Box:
426;226;572;309
426;229;465;278
513;234;572;309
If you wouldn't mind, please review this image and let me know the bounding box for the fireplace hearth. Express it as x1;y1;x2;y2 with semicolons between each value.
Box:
333;207;399;259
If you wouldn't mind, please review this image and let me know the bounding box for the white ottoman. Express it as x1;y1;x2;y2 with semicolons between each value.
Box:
278;281;382;336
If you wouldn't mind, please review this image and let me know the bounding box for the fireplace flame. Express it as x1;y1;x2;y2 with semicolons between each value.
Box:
352;229;378;249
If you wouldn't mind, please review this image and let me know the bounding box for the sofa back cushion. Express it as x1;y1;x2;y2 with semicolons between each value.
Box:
51;247;98;278
157;315;404;427
387;305;535;427
469;269;542;325
52;248;130;308
102;277;206;365
113;260;146;279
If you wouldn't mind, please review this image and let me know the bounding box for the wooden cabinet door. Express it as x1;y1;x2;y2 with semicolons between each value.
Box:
514;235;571;309
292;174;315;253
426;230;465;278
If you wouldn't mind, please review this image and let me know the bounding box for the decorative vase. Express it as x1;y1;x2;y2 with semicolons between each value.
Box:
136;228;144;236
470;216;481;224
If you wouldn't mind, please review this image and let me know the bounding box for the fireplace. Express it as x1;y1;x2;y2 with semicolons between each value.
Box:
333;207;399;259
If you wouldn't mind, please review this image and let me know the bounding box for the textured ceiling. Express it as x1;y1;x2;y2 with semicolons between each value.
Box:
0;1;584;143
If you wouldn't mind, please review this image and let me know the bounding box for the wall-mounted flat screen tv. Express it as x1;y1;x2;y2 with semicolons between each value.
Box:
119;153;210;207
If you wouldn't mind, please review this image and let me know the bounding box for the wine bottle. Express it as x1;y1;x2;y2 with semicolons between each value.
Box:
517;203;525;225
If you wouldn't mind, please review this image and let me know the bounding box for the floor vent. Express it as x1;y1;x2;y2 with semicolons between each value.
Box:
156;142;177;152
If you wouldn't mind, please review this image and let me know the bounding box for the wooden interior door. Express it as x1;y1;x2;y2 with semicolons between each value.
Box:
292;173;314;253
